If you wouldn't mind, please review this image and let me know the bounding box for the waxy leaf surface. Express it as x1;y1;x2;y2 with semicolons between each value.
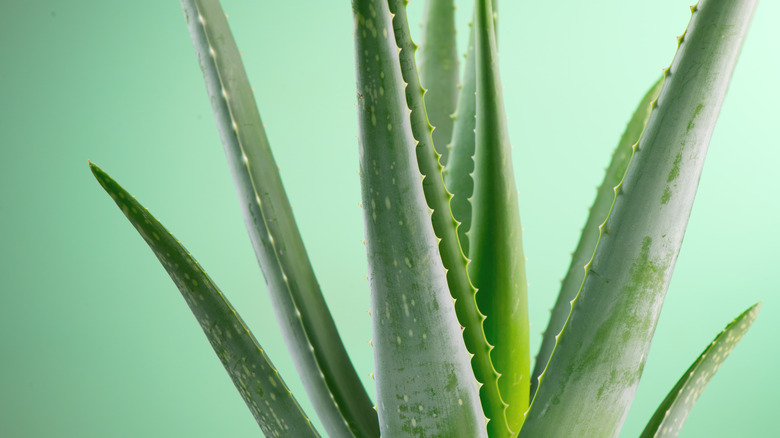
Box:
181;1;378;436
640;303;761;438
531;78;664;397
91;163;321;438
353;0;486;436
521;1;758;436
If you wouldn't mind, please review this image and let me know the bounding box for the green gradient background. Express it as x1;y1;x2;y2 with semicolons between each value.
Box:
1;1;777;436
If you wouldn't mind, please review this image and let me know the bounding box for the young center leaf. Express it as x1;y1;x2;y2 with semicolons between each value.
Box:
469;0;530;434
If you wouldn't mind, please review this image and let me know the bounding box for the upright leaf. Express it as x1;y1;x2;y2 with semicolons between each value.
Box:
445;22;477;255
445;2;496;256
387;1;504;435
520;1;758;436
90;163;321;438
352;0;486;436
418;0;459;164
469;0;530;434
641;303;761;438
180;1;378;436
492;0;498;41
530;78;664;398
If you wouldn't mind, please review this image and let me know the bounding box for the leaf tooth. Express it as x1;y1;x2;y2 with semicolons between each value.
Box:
526;0;757;433
89;162;321;437
388;0;506;433
184;0;378;434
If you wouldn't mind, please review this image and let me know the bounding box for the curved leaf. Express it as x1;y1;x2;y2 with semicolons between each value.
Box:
444;3;497;257
445;21;476;255
531;77;664;398
640;303;761;438
418;0;459;165
520;1;758;436
179;1;378;437
469;0;530;434
386;0;504;435
352;0;486;436
90;162;321;438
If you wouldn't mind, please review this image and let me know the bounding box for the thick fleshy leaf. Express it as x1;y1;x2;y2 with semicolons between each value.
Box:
445;21;476;255
179;1;378;436
640;303;761;438
386;1;503;436
520;1;758;436
468;0;530;435
531;77;664;398
444;2;497;257
352;1;486;436
492;0;498;38
90;162;320;438
418;0;458;165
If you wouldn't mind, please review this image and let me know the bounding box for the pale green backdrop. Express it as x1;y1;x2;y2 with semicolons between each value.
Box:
1;1;777;437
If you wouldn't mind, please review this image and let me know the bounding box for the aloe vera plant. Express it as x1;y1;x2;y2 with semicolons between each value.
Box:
90;0;762;436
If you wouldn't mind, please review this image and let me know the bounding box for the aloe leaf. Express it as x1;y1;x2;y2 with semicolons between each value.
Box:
386;1;504;436
352;1;486;436
179;1;378;437
467;0;530;434
444;21;476;255
519;2;758;437
492;0;498;41
530;77;664;398
89;162;321;438
418;0;458;165
640;303;761;438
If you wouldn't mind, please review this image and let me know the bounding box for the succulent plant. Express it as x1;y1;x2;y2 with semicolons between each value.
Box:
90;0;761;437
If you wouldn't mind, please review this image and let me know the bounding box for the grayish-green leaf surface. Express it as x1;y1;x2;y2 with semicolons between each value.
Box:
418;0;459;165
90;163;321;438
520;1;758;436
180;1;378;437
468;0;530;435
530;78;664;398
352;1;486;436
386;2;504;436
640;303;761;438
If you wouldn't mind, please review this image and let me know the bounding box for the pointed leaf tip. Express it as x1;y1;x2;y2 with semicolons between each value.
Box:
520;1;759;435
640;302;761;438
89;164;321;437
180;1;378;435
